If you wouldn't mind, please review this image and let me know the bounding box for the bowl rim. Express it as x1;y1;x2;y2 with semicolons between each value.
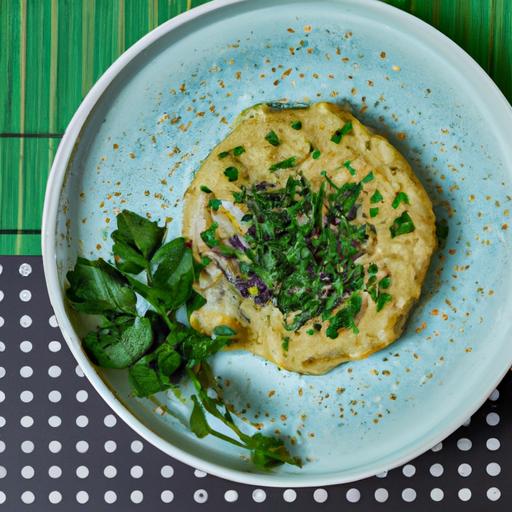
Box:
42;0;512;487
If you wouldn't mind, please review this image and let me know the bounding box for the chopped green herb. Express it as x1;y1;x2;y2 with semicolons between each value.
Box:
392;191;410;209
200;185;212;193
370;207;379;218
265;130;280;146
224;166;239;182
306;329;315;335
208;198;222;211
233;145;246;156
269;156;297;172
218;151;230;159
343;160;356;176
281;337;290;352
200;222;219;247
330;121;353;144
370;190;383;203
390;211;415;238
312;149;321;160
368;264;378;274
291;120;302;130
379;276;391;289
376;292;392;312
326;293;362;338
362;171;374;183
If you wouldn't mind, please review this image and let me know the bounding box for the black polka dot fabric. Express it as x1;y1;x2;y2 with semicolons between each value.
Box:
0;257;509;510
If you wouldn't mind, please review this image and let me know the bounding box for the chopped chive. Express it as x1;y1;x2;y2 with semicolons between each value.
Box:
312;149;321;159
291;120;302;130
233;145;246;156
392;191;410;209
208;198;222;211
343;160;356;176
269;156;297;171
265;130;280;146
370;207;379;218
370;190;383;203
224;166;239;182
330;121;353;144
218;151;230;159
361;171;374;183
200;185;212;193
390;211;415;238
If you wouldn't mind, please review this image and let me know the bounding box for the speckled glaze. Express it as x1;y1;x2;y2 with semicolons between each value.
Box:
43;0;512;486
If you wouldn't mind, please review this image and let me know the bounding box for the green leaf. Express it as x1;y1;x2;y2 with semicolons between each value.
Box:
392;191;410;209
291;120;302;130
330;121;352;143
66;258;137;315
233;145;246;156
208;198;222;211
376;292;392;312
186;291;207;320
181;328;227;366
83;316;153;369
370;207;379;218
390;211;415;238
265;130;280;146
224;166;239;182
269;156;297;171
379;276;391;289
190;396;210;438
343;160;356;176
370;190;383;203
200;222;219;248
326;293;362;338
248;433;302;469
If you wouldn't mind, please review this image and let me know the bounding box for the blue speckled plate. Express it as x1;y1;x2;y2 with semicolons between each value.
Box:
42;0;512;486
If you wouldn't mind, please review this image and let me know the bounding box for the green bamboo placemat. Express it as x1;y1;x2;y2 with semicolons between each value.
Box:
1;0;511;255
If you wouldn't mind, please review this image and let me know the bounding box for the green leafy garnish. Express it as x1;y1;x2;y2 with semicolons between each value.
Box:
265;130;280;146
362;171;374;183
370;207;379;218
269;156;297;171
343;160;356;176
291;120;302;130
208;198;222;211
233;145;246;156
200;185;212;193
326;293;362;338
370;190;383;203
330;121;353;144
282;337;290;352
311;149;321;159
218;151;230;159
376;292;392;312
224;166;239;182
392;191;410;209
200;223;219;248
390;211;415;238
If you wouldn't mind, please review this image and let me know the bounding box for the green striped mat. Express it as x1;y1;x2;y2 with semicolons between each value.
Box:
1;0;511;255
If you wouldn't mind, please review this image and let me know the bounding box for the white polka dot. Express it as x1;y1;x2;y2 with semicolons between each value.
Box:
104;491;117;504
0;291;3;302
104;414;117;427
49;315;58;327
0;391;4;403
486;462;501;476
130;465;143;478
486;412;500;426
489;389;499;401
402;464;416;477
130;440;143;453
48;466;62;478
458;488;471;501
0;342;4;352
487;437;500;451
0;416;5;428
19;290;31;302
48;390;61;403
48;365;62;378
104;440;117;453
48;415;61;427
21;491;35;504
21;466;34;479
130;490;143;504
48;491;62;504
76;390;88;402
431;442;443;452
75;440;88;453
487;487;501;501
0;466;6;478
402;488;416;502
346;488;360;503
76;465;89;479
76;490;89;504
20;340;32;353
20;415;34;428
19;263;32;276
252;489;266;503
20;366;33;378
104;465;117;478
374;488;389;503
313;488;328;503
0;317;3;328
76;415;88;428
75;365;84;377
49;440;62;453
0;491;5;504
0;441;5;453
19;315;32;328
431;488;444;501
457;438;472;451
0;264;2;274
21;440;34;453
161;490;174;503
161;465;174;478
458;463;472;477
194;469;207;478
0;367;5;378
429;463;444;477
376;470;388;478
462;417;471;427
283;489;296;503
48;341;61;352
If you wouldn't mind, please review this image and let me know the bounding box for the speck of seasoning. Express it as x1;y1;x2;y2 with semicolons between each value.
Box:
273;79;280;86
502;223;508;230
397;132;406;141
129;152;136;159
287;27;295;33
298;387;303;397
392;65;401;71
268;390;276;398
144;190;150;196
99;201;105;208
105;217;111;224
113;143;119;150
380;51;386;59
235;71;241;80
96;243;102;250
179;83;186;92
304;24;312;32
280;415;287;421
431;309;439;316
389;393;397;400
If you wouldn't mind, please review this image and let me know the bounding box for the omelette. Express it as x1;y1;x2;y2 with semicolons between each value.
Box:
183;102;436;375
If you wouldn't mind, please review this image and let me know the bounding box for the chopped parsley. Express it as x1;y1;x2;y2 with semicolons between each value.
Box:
330;121;353;144
224;166;239;182
282;337;290;352
233;145;246;156
370;190;383;203
208;198;222;211
370;207;379;218
306;328;315;335
312;149;321;159
218;151;230;159
200;222;219;248
366;271;392;312
390;211;415;238
269;156;297;172
343;160;356;176
291;120;302;130
361;171;374;183
200;185;212;193
265;130;280;146
392;191;410;209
